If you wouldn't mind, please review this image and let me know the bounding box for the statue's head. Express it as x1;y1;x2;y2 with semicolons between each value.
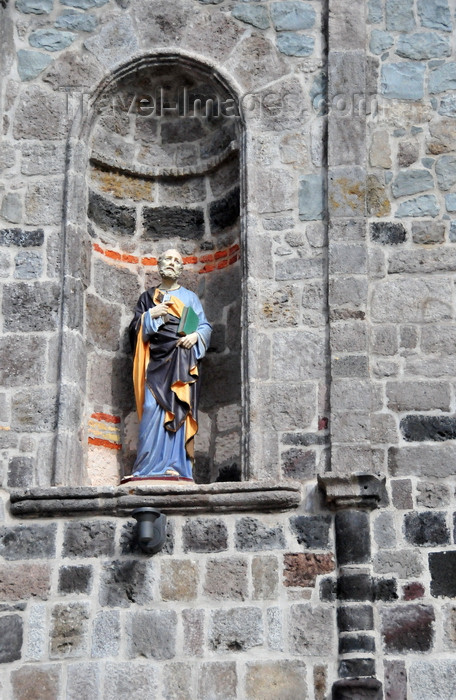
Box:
158;248;184;281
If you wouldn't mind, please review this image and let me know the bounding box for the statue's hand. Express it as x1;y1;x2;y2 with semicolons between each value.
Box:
149;302;170;319
177;332;198;349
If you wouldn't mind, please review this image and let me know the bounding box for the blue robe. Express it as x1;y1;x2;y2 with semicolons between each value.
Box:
130;286;211;480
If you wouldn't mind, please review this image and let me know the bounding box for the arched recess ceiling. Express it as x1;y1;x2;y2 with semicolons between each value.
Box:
55;54;245;486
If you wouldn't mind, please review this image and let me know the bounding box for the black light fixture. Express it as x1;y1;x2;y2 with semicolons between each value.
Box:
132;507;167;554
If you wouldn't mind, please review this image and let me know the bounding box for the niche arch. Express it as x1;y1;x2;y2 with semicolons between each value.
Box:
54;53;246;487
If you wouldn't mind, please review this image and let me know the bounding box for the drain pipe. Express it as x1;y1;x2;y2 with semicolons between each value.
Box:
132;507;167;554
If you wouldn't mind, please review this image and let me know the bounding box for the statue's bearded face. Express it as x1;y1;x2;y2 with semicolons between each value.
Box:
158;249;184;280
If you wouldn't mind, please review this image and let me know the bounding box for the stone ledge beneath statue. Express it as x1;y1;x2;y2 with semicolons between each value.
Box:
318;473;387;510
8;480;302;518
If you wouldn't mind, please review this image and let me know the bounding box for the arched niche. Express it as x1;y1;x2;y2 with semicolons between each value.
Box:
54;54;245;487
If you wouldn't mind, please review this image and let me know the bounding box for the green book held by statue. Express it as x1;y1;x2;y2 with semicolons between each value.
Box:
177;305;199;336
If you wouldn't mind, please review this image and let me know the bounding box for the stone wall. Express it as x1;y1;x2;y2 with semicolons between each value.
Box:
2;0;456;697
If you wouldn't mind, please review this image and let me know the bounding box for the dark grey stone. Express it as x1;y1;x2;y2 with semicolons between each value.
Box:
99;560;152;607
290;515;331;549
370;221;407;245
209;187;240;234
93;260;140;313
88;190;136;236
161;118;205;144
430;551;456;597
338;574;373;602
12;387;57;432
127;610;176;659
63;521;116;557
209;607;263;652
401;415;456;442
281;448;316;479
404;512;450;546
0;336;46;388
142;206;204;240
381;604;435;653
235;517;286;551
58;565;93;594
0;228;44;246
182;517;228;553
374;578;398;602
7;456;34;488
339;634;375;655
335;511;370;565
200;124;237;160
320;577;337;602
337;605;374;632
0;524;56;560
282;432;327;447
339;659;376;679
2;282;59;331
0;615;23;663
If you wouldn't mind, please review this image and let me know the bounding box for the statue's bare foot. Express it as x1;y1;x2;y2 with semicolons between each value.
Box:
164;468;180;477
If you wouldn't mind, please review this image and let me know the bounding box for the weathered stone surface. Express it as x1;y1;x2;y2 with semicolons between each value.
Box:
182;608;204;657
391;479;413;510
245;660;307;700
42;49;102;88
0;615;23;663
63;520;115;557
381;63;424;100
15;251;43;279
338;573;373;602
198;662;237;700
58;565;92;595
204;557;247;600
289;604;334;655
17;49;53;81
381;604;435;653
162;662;193;700
29;29;76;51
0;227;44;247
392;170;434;198
374;550;423;579
398;141;419;168
11;666;60;699
397;32;450;60
84;14;138;69
25;179;64;226
335;511;370;565
88;190;136;236
55;9;98;31
404;512;450;546
276;33;314;57
371;278;452;323
50;602;89;657
226;34;288;91
235;517;286;551
209;188;240;234
127;610;176;659
209;607;263;652
182;516;228;553
91;610;120;658
290;515;331;549
0;562;50;601
401;415;456;442
386;381;450;412
328;167;365;217
252;556;278;600
231;3;269;29
270;1;315;30
337;605;373;632
284;553;334;587
86;293;121;351
386;0;415;30
99;560;153;607
436;155;456;191
13;86;67;140
12;387;57;432
370;30;393;54
416;481;450;508
373;511;396;549
0;336;45;388
93;259;140;311
66;663;101;700
142;206;204;240
429;63;456;94
7;454;33;488
389;444;456;478
411;221;445;244
410;660;456;700
16;0;52;12
396;195;439;218
299;174;324;220
160;559;199;601
103;661;157;699
417;0;452;31
0;524;56;560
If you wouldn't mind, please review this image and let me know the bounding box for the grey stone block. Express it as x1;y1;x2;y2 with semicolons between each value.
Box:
3;281;59;331
328;51;365;100
183;608;204;657
392;170;434;198
328;167;366;217
14;251;42;279
416;481;450;508
29;28;76;51
25;179;64;225
381;63;424;100
396;32;450;60
88;190;136;237
0;615;23;663
389;444;456;478
374;550;423;579
1;192;22;223
13;86;68;140
276;33;315;57
429;63;456;94
329;117;366;167
55;10;98;31
235;517;285;551
58;565;93;595
99;560;153;607
370;30;394;55
162;663;193;700
252;556;279;600
371;278;452;323
329;243;367;274
0;335;46;387
337;605;373;632
160;560;199;602
142;206;204;240
404;511;450;546
436;155;456;190
386;381;450;412
232;3;269;29
290;514;331;549
91;611;120;658
381;604;434;653
66;663;101;700
127;610;176;660
7;456;34;488
204;557;248;600
16;0;52;12
0;524;56;560
209;607;263;652
12;387;57;432
93;259;141;311
209;188;240;234
386;0;415;30
63;521;115;558
289;604;335;655
50;602;90;657
417;0;452;31
281;448;316;479
411;221;445;244
83;14;139;69
276;256;324;281
182;517;228;553
103;661;157;700
410;660;456;700
245;660;307;700
373;511;397;549
198;662;237;700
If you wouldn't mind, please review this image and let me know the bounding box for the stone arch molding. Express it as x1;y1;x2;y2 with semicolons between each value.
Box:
53;50;247;487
